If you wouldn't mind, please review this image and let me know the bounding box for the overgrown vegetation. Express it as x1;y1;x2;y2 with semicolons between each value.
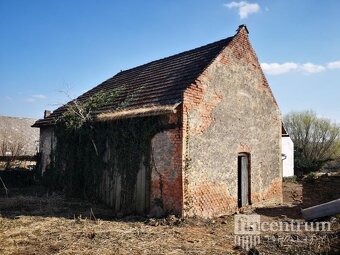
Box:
43;90;169;213
284;110;340;175
59;91;120;155
282;176;298;183
304;172;317;182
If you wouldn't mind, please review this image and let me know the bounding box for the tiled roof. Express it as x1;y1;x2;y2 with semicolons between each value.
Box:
33;36;233;127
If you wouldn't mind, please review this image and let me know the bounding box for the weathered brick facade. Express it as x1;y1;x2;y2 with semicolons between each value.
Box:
36;25;282;218
181;26;282;217
150;113;183;215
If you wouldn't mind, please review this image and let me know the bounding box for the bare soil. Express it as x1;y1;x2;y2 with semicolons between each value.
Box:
0;180;339;255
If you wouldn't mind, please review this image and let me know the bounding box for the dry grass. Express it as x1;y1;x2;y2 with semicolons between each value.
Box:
0;183;339;255
96;104;179;121
0;212;236;255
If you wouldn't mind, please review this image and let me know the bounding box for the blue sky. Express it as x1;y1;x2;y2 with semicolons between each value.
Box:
1;0;339;121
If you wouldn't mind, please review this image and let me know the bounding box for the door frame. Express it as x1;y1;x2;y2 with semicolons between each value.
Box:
237;152;251;208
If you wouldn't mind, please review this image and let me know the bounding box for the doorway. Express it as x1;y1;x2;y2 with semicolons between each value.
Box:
238;153;250;207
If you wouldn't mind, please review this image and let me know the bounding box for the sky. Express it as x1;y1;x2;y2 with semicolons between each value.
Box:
0;0;339;121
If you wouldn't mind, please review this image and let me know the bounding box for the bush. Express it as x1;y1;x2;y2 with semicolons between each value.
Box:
283;176;298;183
284;111;340;175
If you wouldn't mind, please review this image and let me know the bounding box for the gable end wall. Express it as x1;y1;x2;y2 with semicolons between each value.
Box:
182;28;282;218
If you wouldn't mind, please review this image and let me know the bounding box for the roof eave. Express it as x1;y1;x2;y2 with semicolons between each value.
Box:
32;103;182;127
95;103;181;121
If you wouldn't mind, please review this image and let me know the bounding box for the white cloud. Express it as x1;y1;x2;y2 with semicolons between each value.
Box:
327;61;340;69
32;94;47;99
24;94;47;103
262;60;340;75
261;62;329;75
261;62;299;75
300;63;325;74
225;1;260;19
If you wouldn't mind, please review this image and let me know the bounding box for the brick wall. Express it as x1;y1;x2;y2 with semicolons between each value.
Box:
95;115;183;216
182;27;282;218
150;113;183;215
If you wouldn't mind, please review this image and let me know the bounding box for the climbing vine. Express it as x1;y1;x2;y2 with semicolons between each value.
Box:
43;90;171;213
50;117;163;203
60;91;119;129
57;91;120;155
183;109;194;215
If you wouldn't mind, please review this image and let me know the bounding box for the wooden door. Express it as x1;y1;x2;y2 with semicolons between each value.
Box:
238;154;249;207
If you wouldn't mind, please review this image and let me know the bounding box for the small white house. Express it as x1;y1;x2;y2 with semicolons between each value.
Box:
282;125;294;177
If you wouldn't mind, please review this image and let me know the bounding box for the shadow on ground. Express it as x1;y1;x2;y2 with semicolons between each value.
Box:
254;205;302;219
0;185;128;221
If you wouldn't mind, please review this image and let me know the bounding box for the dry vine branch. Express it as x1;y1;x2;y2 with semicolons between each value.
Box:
57;90;121;156
90;208;97;221
0;177;9;198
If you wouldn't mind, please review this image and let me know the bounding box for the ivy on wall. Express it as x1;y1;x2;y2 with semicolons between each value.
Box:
49;118;161;203
42;91;176;213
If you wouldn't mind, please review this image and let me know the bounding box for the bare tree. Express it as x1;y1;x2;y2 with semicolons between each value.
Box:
0;120;29;170
284;110;340;174
0;139;27;170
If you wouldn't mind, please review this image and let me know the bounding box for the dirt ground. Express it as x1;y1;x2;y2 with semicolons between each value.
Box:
0;180;339;255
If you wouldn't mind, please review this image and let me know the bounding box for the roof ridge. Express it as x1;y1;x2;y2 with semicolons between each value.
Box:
119;36;234;75
86;36;234;95
33;35;234;127
0;115;37;120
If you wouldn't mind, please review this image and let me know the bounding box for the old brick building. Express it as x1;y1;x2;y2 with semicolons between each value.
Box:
34;25;282;218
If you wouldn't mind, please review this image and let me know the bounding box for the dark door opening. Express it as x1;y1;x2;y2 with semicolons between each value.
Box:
238;153;250;208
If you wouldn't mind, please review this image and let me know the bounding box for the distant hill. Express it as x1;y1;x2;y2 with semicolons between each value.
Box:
0;116;39;156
